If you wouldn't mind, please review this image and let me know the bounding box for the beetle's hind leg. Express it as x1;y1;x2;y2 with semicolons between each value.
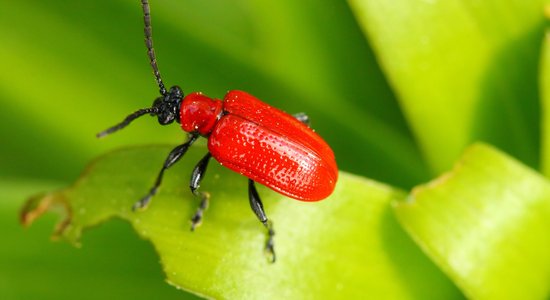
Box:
293;112;310;126
189;152;212;231
249;179;276;263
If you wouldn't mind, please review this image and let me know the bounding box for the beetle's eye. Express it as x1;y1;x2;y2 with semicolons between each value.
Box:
152;97;163;108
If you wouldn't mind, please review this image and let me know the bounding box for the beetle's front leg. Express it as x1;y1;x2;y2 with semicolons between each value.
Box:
249;179;276;263
133;134;199;211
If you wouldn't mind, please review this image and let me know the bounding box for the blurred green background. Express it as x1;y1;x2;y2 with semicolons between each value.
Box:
0;0;427;186
1;0;548;298
1;0;421;298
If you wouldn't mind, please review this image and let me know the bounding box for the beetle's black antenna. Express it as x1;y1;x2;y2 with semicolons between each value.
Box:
141;0;167;96
96;107;157;138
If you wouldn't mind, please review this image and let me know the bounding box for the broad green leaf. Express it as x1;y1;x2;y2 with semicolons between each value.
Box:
349;0;546;173
394;143;550;299
542;25;550;176
0;179;195;300
22;145;462;299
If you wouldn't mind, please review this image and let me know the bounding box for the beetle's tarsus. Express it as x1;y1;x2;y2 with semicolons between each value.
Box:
132;193;153;211
190;192;209;231
264;220;276;263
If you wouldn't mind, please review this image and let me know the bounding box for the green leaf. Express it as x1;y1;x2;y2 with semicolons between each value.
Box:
22;145;462;299
0;179;195;300
348;0;546;173
394;143;550;299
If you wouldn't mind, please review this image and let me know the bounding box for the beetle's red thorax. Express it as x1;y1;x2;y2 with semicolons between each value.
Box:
180;92;223;136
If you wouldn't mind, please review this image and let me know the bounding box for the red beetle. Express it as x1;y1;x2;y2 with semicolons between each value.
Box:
98;0;337;262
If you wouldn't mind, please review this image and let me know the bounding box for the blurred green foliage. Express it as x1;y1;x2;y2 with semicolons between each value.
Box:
2;0;421;298
2;0;550;298
0;0;426;187
350;0;546;173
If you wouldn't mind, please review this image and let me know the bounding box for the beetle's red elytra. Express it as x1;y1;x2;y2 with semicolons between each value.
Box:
97;0;338;262
197;90;338;201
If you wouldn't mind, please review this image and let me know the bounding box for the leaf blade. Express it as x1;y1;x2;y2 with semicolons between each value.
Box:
22;145;462;299
0;178;197;300
394;143;550;299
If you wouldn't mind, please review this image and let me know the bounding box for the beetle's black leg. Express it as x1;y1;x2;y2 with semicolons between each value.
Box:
293;112;310;126
190;152;212;231
133;134;199;211
249;179;276;263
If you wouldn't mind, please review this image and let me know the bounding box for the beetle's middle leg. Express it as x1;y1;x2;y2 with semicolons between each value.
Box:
189;152;212;231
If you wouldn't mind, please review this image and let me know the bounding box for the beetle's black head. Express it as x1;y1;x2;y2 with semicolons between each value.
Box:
96;85;183;138
152;86;183;125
